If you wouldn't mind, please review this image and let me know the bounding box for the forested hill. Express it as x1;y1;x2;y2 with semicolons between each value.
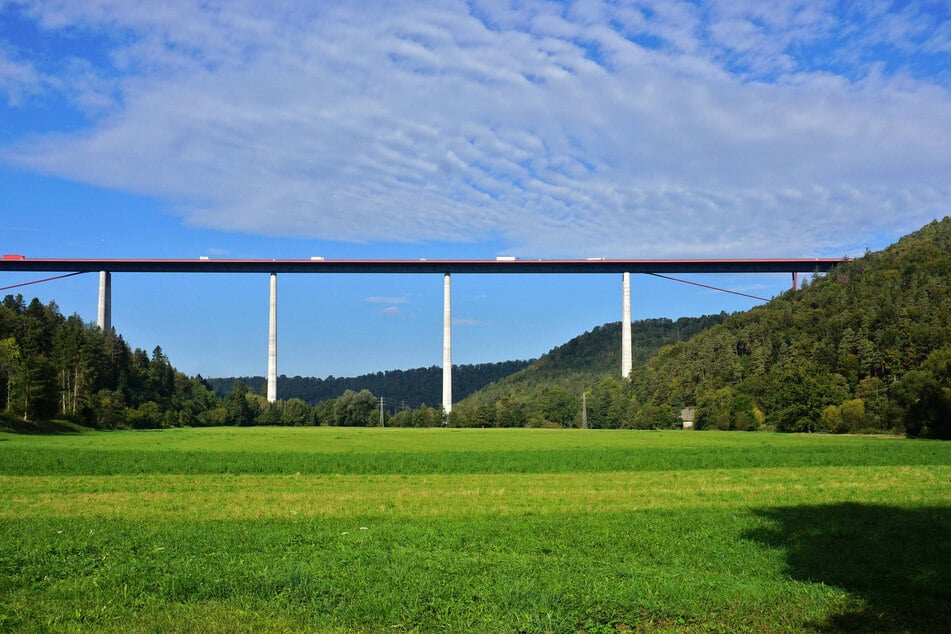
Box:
629;217;951;438
0;294;222;430
208;359;531;409
451;313;730;425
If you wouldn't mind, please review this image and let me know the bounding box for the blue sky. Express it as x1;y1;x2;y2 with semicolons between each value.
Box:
1;0;948;379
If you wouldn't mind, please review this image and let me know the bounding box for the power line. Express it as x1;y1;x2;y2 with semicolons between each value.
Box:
647;272;769;302
0;271;86;292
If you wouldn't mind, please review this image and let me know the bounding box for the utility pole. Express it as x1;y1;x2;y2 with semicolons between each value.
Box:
380;396;384;427
581;392;588;429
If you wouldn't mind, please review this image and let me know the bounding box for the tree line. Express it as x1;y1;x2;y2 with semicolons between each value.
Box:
0;293;456;429
208;359;531;410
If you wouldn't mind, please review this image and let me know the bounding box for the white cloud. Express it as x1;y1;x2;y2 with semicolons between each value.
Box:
366;296;410;305
368;294;410;317
0;49;42;105
453;318;487;327
2;0;949;257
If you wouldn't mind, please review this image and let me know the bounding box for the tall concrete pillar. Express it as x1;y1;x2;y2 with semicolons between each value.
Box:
442;273;452;414
267;273;278;403
622;272;632;378
97;271;111;332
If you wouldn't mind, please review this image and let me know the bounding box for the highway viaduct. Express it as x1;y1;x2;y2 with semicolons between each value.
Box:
0;256;847;412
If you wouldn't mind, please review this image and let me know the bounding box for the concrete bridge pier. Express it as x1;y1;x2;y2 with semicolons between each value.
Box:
442;273;452;414
97;271;111;332
622;271;632;378
267;273;277;403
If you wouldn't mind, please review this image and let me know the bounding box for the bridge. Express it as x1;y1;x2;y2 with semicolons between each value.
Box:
0;256;847;412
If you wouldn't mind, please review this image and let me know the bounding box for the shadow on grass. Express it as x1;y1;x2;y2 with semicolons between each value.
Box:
745;503;950;633
0;416;89;434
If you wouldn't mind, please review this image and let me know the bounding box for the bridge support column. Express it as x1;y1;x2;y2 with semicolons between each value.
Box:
622;272;632;378
442;273;452;415
97;271;111;332
267;273;277;403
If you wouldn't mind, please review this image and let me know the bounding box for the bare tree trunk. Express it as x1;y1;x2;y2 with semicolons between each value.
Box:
74;366;81;416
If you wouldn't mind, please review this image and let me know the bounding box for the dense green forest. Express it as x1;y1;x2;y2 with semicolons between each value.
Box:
628;218;951;438
0;295;221;429
2;218;949;436
0;294;399;429
208;360;531;410
447;313;730;428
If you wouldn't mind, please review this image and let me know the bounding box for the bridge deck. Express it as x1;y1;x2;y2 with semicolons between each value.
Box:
0;257;847;275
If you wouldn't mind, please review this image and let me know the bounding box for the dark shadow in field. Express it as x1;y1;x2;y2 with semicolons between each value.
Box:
0;417;88;434
744;503;950;633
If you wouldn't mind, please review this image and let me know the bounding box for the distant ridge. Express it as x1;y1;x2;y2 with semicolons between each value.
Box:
452;313;730;420
208;360;531;410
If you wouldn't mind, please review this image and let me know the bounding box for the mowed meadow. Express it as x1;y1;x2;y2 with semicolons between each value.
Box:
1;428;948;633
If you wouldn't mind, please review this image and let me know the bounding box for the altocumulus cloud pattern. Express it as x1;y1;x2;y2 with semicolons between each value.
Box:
1;0;948;257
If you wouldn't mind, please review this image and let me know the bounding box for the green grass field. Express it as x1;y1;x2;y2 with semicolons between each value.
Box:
1;427;948;632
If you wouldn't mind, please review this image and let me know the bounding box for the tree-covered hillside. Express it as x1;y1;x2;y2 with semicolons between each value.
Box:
449;313;730;428
631;217;951;438
208;360;531;410
0;295;221;429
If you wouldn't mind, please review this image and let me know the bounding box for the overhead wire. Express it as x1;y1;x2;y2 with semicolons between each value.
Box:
647;272;770;302
0;271;87;292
